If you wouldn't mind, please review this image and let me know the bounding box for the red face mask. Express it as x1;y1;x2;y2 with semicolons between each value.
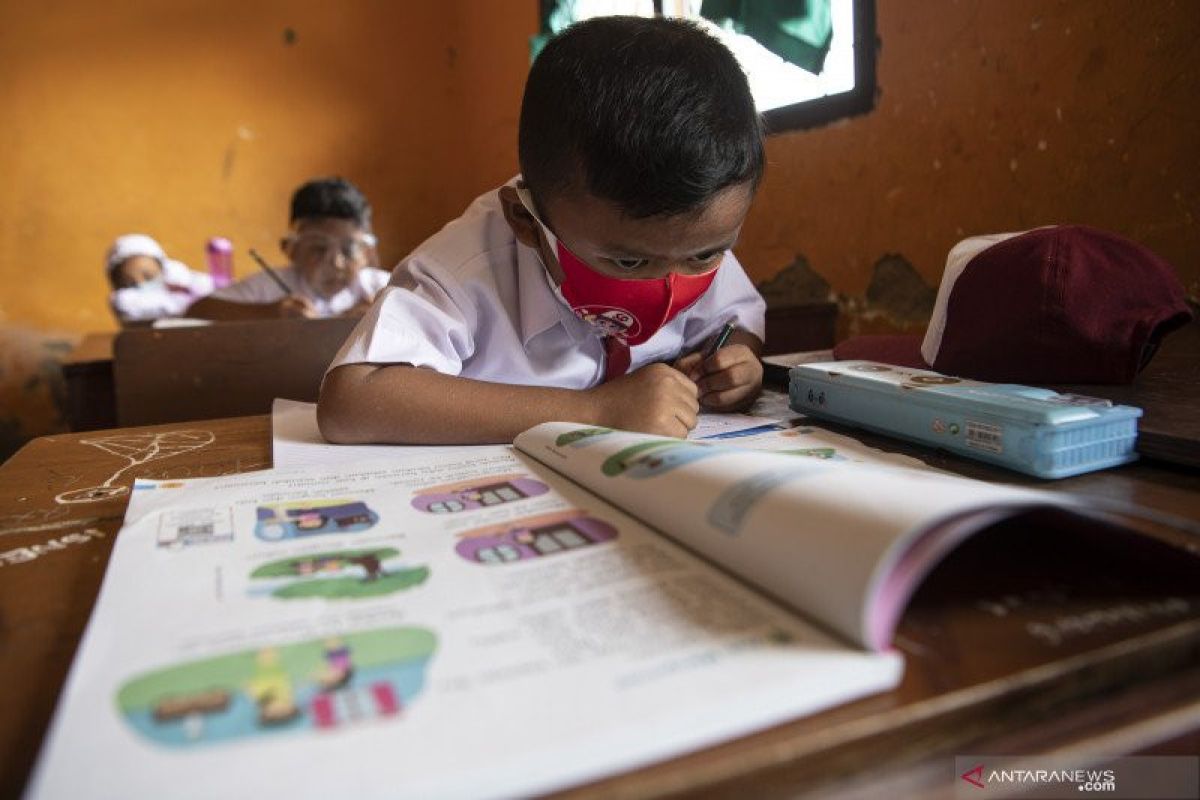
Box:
517;187;719;346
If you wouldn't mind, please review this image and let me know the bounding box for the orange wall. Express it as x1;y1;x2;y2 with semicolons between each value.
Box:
2;1;1196;336
741;0;1199;334
0;0;532;334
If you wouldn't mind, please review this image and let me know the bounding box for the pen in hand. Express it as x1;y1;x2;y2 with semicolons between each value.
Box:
248;248;294;297
703;321;737;359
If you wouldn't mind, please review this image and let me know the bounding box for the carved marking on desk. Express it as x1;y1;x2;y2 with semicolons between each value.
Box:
1025;598;1194;646
975;585;1070;618
0;505;70;534
0;528;107;567
143;459;271;481
54;430;216;505
0;516;106;538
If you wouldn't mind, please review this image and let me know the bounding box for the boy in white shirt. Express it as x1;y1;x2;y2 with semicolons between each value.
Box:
187;178;389;320
107;234;214;325
319;16;766;443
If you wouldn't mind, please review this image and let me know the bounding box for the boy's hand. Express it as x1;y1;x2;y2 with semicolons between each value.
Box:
275;296;318;318
674;343;762;411
586;363;699;438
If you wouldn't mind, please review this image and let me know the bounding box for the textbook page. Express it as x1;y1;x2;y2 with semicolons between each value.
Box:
28;448;901;800
514;423;1058;650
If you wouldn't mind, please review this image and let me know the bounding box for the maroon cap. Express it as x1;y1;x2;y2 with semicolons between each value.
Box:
833;226;1193;384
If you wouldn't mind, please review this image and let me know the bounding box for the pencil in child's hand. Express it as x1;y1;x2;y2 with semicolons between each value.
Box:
248;248;294;296
703;321;736;358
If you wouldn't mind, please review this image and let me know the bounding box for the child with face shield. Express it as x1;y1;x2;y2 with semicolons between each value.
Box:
319;16;766;444
106;234;215;326
187;178;388;320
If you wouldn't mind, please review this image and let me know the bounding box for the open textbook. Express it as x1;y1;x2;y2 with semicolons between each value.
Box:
27;421;1178;799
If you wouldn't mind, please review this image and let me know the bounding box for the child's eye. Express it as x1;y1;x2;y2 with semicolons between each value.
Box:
609;257;648;271
688;250;724;265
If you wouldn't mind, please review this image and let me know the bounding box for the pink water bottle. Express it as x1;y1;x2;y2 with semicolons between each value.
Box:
205;237;234;289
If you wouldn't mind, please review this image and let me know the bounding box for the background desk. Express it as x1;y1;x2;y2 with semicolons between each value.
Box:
1;411;1197;798
61;332;116;432
59;316;360;432
57;304;839;435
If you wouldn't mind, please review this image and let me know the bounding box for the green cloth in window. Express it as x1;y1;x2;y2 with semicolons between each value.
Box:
530;0;581;61
701;0;833;75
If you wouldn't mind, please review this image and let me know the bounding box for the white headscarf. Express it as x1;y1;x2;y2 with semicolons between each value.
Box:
105;233;166;275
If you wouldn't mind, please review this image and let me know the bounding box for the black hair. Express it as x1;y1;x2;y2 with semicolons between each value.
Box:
289;177;373;228
519;15;764;220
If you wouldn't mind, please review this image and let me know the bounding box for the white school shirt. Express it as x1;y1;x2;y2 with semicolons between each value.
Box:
210;265;391;317
329;184;766;390
109;259;215;323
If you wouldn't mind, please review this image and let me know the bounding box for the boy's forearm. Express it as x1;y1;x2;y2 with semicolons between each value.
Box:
318;364;604;445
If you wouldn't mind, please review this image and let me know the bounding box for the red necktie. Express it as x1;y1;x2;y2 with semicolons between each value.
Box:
603;336;631;382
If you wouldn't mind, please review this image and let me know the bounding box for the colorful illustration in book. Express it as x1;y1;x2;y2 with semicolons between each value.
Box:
706;465;818;536
157;507;235;549
455;510;618;565
249;548;430;600
116;627;436;747
410;473;549;514
601;440;721;478
254;499;379;542
554;427;614;448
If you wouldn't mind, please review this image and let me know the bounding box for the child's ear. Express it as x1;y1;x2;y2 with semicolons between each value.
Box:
499;185;563;284
498;186;541;250
279;237;293;262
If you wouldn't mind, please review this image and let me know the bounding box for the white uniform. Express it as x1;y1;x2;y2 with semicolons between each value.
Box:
210;265;391;318
329;184;766;389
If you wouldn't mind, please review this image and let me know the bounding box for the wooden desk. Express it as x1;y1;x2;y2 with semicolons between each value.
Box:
60;332;116;432
1052;317;1200;468
112;316;358;426
57;317;360;432
1;412;1197;798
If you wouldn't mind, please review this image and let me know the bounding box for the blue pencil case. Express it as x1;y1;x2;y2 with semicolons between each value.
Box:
788;360;1142;479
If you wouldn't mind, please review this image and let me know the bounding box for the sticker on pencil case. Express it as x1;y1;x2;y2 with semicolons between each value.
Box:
115;627;436;747
601;440;721;478
157;507;235;549
454;510;618;565
554;427;614;448
965;420;1004;453
248;547;429;600
254;499;379;542
410;473;549;514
